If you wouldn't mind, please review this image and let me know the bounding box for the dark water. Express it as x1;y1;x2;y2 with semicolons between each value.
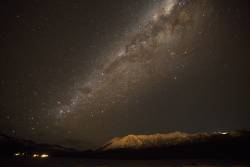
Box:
1;158;250;167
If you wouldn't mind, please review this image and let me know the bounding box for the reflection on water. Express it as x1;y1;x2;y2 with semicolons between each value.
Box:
1;158;250;167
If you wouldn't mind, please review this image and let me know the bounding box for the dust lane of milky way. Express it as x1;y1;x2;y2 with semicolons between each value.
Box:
53;0;212;121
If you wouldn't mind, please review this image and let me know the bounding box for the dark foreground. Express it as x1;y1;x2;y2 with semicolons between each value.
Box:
1;131;250;163
1;158;250;167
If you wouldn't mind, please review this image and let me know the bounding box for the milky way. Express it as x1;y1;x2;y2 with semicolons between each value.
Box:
2;0;250;149
54;0;211;121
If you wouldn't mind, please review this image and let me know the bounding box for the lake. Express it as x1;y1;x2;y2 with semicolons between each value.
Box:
1;158;250;167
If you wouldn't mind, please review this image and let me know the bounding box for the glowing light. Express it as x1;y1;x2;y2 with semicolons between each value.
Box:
33;154;39;158
221;132;228;135
40;154;49;158
14;152;20;156
215;131;229;135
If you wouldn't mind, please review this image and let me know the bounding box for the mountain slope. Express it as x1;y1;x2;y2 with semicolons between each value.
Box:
97;131;250;159
100;132;208;150
0;134;86;157
1;131;250;159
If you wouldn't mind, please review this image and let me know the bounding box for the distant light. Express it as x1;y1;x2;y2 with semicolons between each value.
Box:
14;153;20;156
221;132;228;135
40;154;49;158
215;131;229;135
33;154;39;158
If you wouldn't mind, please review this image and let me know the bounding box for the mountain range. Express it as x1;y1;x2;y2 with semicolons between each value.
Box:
1;131;250;159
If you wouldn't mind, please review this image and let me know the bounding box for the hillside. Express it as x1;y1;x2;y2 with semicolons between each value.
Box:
1;131;250;159
96;131;250;159
0;134;86;157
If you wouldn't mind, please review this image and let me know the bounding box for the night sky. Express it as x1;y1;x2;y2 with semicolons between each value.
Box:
1;0;250;149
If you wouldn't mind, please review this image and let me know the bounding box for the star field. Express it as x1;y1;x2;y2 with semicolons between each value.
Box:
0;0;250;149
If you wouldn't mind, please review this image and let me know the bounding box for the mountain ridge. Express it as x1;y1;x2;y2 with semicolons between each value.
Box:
1;130;250;159
95;130;250;159
0;133;86;157
100;131;209;150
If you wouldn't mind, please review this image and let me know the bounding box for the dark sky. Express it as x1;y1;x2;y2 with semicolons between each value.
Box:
0;0;250;149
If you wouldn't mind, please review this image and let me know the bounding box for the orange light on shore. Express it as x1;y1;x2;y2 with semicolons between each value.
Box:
31;153;49;158
40;154;49;158
14;153;21;156
32;154;39;158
